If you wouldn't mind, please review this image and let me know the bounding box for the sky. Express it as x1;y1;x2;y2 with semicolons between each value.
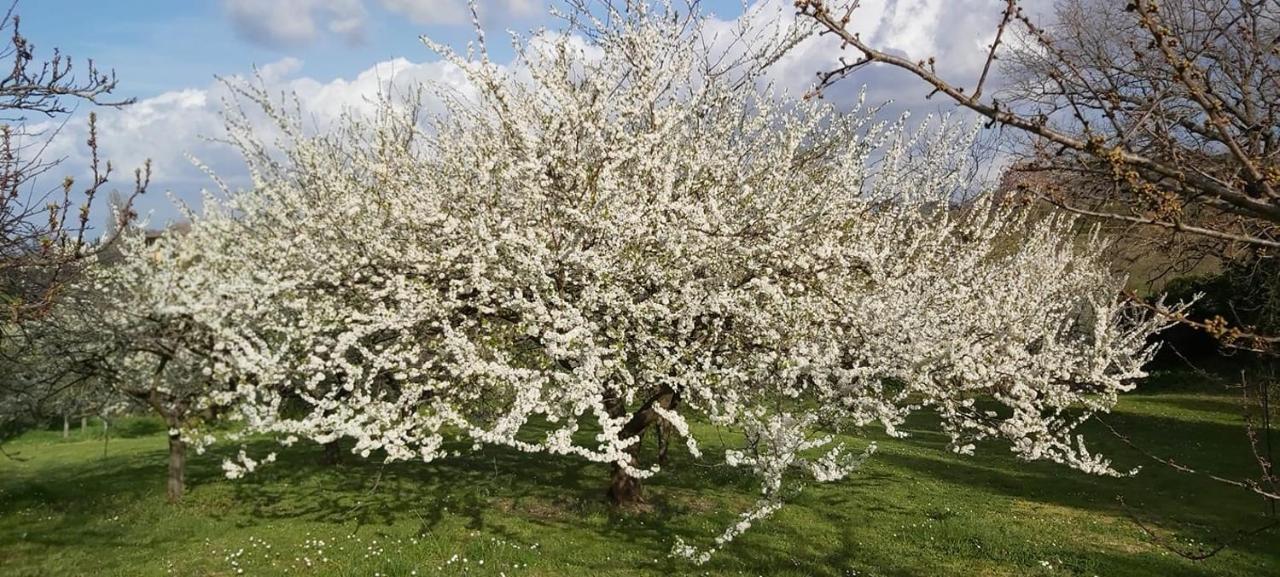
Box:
13;0;1025;230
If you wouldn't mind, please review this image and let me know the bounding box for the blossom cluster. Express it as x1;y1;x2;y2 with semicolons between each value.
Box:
72;0;1176;562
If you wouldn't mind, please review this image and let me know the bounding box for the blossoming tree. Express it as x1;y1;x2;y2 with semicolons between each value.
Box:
48;223;269;503
76;0;1178;560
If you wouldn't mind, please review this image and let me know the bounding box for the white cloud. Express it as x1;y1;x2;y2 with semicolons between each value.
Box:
376;0;543;25
64;0;1004;231
223;0;368;47
224;0;543;47
38;56;473;230
257;57;305;83
722;0;1014;117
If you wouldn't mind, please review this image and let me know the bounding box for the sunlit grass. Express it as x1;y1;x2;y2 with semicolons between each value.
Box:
1;369;1275;576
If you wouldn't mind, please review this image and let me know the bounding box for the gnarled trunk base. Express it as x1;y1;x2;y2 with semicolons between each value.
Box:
322;440;342;466
608;455;645;506
604;386;679;507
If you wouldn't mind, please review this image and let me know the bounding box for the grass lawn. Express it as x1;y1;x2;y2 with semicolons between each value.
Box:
1;370;1277;576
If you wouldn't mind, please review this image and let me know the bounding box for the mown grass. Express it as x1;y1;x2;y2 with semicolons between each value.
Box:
1;369;1276;576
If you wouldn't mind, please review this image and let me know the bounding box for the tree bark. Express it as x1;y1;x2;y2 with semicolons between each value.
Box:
321;440;341;466
100;416;109;458
80;416;87;434
656;420;671;466
62;414;69;439
607;386;678;506
166;430;186;503
136;374;190;504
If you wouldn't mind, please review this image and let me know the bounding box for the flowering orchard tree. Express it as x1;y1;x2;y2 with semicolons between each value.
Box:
47;224;272;503
89;0;1177;560
0;305;124;448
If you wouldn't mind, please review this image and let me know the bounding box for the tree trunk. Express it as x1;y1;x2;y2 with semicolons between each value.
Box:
656;420;671;466
137;380;189;504
607;386;679;507
62;414;69;439
80;416;87;434
166;430;186;503
322;440;341;466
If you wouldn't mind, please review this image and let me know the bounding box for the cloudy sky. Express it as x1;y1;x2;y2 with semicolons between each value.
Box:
16;0;1020;229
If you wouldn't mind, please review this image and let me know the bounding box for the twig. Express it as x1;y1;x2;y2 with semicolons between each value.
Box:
1117;496;1279;560
1097;417;1280;502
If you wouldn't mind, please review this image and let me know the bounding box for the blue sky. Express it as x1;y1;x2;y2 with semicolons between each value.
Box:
20;1;515;98
20;0;752;100
14;0;1008;230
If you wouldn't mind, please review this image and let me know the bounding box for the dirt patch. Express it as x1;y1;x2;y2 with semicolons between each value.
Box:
493;496;576;521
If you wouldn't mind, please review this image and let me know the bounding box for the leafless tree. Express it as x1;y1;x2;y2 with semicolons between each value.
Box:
0;0;148;454
796;0;1278;556
798;0;1277;241
0;0;148;328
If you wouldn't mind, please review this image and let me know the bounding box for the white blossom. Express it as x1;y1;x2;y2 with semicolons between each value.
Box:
78;0;1181;562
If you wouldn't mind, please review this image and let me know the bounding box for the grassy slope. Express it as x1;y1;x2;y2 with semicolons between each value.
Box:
1;371;1277;577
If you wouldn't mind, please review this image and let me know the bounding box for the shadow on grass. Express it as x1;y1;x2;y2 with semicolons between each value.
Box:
863;407;1278;562
225;442;600;532
2;389;1276;576
697;522;1243;577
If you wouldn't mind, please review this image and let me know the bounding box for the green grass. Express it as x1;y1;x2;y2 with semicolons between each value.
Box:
1;370;1277;577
